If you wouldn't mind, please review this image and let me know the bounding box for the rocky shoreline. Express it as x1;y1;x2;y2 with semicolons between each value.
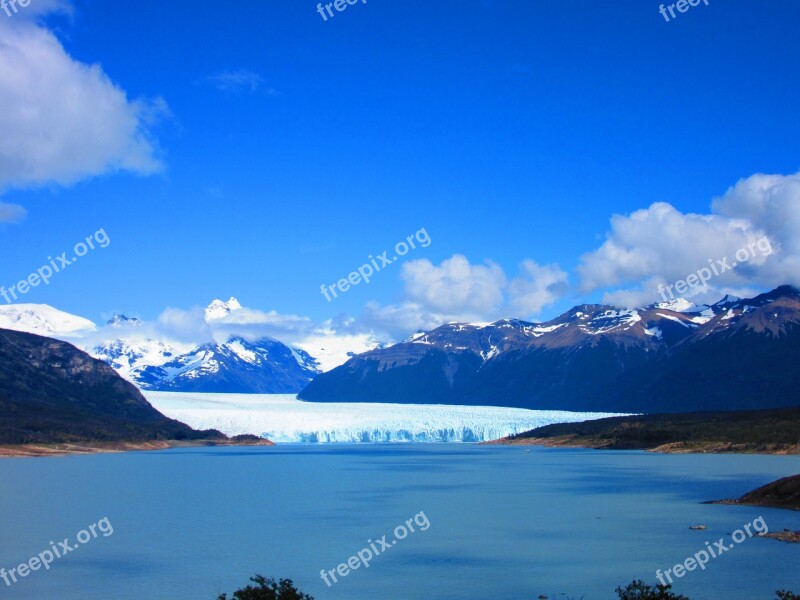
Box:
0;435;274;458
706;474;800;511
491;434;800;455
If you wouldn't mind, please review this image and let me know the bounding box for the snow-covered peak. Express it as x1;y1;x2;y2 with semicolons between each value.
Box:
107;314;143;328
653;298;704;313
204;297;243;322
0;304;97;338
713;294;741;307
405;330;427;343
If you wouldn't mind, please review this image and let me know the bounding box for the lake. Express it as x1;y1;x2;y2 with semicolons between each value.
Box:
1;445;799;599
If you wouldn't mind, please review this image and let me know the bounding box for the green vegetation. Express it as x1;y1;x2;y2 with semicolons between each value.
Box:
218;576;797;600
615;581;799;600
508;406;800;453
616;580;689;600
217;575;314;600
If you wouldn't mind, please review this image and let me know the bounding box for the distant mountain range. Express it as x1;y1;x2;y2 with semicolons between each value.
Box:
2;287;798;410
93;299;323;393
299;285;800;413
117;336;319;393
0;298;377;394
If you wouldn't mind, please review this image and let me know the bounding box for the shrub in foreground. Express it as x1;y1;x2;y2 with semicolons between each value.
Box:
217;575;314;600
616;580;799;600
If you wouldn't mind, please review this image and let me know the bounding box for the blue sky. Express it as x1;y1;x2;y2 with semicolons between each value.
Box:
1;0;799;339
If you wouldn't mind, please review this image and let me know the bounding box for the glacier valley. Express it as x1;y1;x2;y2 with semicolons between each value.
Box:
145;392;628;443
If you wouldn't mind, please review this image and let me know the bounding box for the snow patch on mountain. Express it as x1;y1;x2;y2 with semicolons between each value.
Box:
93;337;194;381
294;331;384;372
653;298;707;313
0;304;97;338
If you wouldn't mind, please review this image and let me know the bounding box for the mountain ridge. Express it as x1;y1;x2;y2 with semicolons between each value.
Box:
299;285;800;413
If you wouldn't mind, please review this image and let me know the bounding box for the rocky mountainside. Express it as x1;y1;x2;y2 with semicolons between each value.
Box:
299;286;800;413
0;328;219;444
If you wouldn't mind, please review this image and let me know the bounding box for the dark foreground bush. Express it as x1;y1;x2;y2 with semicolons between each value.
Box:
218;575;797;600
616;580;690;600
616;580;799;600
217;575;313;600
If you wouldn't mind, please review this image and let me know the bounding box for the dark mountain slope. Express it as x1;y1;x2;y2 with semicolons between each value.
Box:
0;328;216;444
300;286;800;413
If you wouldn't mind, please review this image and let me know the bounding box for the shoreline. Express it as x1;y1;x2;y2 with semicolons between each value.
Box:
0;437;274;458
4;436;799;457
487;435;800;455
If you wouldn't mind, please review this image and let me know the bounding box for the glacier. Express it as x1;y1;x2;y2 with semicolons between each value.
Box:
145;392;628;443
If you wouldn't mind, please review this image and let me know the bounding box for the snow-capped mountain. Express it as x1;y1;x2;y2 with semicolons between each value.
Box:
204;297;242;322
0;304;97;338
0;300;331;393
93;336;192;382
90;300;324;393
107;314;143;329
131;336;319;393
300;286;800;414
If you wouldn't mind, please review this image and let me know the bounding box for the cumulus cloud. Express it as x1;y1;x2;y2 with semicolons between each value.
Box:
0;201;27;223
508;260;570;316
713;172;800;278
402;254;507;317
361;301;457;338
361;254;569;337
0;12;167;192
577;171;800;305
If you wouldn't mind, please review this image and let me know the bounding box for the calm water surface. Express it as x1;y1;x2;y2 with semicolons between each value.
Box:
1;445;799;600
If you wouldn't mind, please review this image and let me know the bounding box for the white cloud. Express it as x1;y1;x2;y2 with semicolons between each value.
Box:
508;260;569;316
361;254;569;337
577;171;800;304
402;254;507;316
713;172;800;276
98;300;383;372
0;13;167;192
361;301;457;338
0;201;27;223
3;0;73;19
156;306;213;345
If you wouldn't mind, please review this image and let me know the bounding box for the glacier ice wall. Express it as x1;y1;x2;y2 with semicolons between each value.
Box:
146;392;627;443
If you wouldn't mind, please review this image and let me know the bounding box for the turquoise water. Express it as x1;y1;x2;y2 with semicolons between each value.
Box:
1;445;799;599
